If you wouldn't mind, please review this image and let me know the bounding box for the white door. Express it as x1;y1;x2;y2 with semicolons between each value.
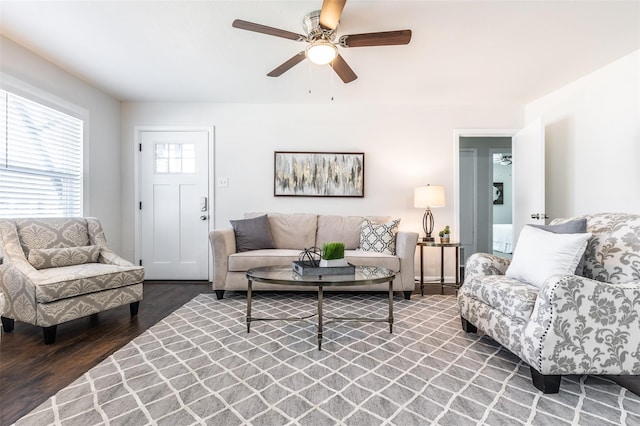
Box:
512;118;546;247
139;130;210;280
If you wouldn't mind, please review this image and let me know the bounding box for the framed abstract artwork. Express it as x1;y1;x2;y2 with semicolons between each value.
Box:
274;151;365;197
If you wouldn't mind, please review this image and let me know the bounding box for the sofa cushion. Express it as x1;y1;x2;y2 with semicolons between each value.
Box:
228;249;302;271
506;225;591;287
230;215;275;252
246;213;317;250
360;218;400;255
317;215;365;250
32;263;145;303
461;274;539;323
344;250;400;272
28;245;101;270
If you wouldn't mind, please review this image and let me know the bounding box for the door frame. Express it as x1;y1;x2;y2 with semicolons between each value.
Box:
133;126;215;281
452;129;517;245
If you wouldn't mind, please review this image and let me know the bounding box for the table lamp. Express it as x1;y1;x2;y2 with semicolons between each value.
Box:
414;185;445;241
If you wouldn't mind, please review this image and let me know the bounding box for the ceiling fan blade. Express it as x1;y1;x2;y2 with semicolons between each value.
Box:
232;19;305;41
267;52;307;77
319;0;347;30
331;54;357;83
340;30;412;47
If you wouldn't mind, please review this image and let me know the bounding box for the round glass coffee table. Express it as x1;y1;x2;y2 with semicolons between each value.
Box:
246;265;397;350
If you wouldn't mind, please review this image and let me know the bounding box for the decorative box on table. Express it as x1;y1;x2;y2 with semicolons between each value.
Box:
292;261;355;276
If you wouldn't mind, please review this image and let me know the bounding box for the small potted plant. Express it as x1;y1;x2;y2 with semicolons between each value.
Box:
439;226;451;243
320;242;349;267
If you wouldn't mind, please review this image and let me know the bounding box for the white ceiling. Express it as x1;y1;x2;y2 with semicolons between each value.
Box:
1;1;638;104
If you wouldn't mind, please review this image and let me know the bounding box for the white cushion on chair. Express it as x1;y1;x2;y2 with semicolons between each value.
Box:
506;225;591;287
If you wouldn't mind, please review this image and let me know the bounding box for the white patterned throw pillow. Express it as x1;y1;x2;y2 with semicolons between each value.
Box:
28;245;101;270
359;218;400;255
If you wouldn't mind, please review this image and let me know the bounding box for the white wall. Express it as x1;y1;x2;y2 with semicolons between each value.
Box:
525;50;640;218
0;36;124;252
121;102;523;277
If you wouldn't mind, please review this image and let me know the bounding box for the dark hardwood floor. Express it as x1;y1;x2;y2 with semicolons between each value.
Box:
0;281;210;425
1;282;638;424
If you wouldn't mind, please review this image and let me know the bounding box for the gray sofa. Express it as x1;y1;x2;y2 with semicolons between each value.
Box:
0;217;144;344
209;213;418;299
458;213;640;393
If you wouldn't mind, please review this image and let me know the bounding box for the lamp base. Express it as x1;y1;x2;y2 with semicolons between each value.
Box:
422;237;434;242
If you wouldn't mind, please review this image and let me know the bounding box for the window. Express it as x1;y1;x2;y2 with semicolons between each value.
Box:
0;89;83;218
154;143;195;174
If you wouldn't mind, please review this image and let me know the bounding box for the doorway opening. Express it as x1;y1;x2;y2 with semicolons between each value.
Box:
454;121;546;266
453;130;516;265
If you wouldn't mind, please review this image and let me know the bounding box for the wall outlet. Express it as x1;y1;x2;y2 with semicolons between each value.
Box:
217;177;229;187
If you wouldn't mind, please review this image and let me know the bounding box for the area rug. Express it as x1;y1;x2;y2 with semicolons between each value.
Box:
16;293;640;425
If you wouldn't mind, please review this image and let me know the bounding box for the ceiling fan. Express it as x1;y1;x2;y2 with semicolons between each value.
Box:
232;0;412;83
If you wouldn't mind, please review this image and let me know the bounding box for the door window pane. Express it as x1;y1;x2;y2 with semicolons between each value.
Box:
154;143;195;174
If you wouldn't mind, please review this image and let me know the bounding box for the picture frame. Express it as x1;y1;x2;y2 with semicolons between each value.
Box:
274;151;365;197
493;182;504;205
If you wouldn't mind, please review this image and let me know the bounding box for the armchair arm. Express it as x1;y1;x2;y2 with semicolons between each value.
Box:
521;274;640;375
86;217;133;266
0;226;39;324
395;231;418;290
463;252;511;281
209;228;236;290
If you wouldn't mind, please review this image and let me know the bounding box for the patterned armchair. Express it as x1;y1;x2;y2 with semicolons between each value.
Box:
458;213;640;393
0;217;144;344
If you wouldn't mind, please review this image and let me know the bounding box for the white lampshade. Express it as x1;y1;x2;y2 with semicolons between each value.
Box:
414;185;446;208
306;41;338;65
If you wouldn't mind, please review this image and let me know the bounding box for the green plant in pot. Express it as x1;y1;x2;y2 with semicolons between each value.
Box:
320;242;348;267
439;226;451;243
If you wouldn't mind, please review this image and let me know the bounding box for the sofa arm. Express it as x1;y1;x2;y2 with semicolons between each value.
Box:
209;229;236;290
396;231;419;290
463;252;511;281
521;274;640;375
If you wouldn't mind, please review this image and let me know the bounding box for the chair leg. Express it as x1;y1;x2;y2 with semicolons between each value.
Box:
130;301;140;316
1;316;15;332
215;290;225;300
43;325;57;345
403;291;412;300
461;317;477;333
530;367;561;394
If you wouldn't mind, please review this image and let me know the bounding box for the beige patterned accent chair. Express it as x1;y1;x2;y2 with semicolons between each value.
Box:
0;217;144;344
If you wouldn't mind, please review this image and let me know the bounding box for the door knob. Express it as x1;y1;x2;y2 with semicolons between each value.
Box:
531;213;549;220
200;215;208;221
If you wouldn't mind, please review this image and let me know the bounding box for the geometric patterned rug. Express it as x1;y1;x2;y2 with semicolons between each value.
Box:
15;293;640;425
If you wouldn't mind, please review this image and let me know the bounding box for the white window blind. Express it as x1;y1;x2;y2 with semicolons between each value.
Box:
0;90;83;217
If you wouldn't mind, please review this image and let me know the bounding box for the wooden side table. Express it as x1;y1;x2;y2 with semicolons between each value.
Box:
416;241;461;296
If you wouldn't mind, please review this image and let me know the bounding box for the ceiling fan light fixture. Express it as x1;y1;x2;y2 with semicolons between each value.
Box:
306;40;338;65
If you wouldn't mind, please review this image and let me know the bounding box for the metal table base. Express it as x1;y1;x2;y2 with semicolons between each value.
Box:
246;279;394;350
